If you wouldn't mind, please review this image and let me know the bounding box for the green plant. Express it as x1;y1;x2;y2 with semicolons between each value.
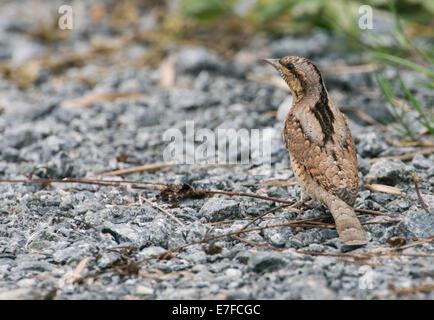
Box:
370;1;433;139
375;72;434;139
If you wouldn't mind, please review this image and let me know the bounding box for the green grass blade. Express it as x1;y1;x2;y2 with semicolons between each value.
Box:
398;76;423;114
398;75;434;132
373;52;434;80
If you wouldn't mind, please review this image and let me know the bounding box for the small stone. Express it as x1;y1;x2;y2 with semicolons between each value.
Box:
1;147;20;162
135;285;153;297
386;199;411;212
16;278;37;287
371;192;396;205
397;208;434;238
357;155;371;175
97;252;119;269
357;132;388;157
185;251;207;264
358;190;371;200
4;126;39;149
168;89;212;110
248;252;286;273
305;243;325;252
365;158;408;185
412;154;433;170
148;218;175;248
102;222;150;247
52;242;93;264
138;246;167;259
176;47;224;74
47;151;74;178
199;198;241;222
234;249;251;264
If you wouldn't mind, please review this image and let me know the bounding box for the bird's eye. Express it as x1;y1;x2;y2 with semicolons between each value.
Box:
286;63;294;70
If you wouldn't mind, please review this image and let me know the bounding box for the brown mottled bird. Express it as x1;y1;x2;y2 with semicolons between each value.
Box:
264;56;367;245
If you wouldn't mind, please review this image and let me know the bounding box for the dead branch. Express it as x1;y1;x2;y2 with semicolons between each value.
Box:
412;171;430;214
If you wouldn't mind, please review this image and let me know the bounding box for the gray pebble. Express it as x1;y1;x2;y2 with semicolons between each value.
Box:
365;158;409;185
397;208;434;238
412;154;433;170
248;252;287;273
357;132;388;158
198;198;241;222
176;47;224;74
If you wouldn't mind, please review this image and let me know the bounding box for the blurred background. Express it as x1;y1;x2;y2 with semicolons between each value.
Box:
0;0;432;140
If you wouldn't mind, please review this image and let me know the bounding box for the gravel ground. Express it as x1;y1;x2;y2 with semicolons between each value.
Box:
0;1;433;300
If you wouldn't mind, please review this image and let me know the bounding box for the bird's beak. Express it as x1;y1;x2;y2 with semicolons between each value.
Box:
263;58;281;70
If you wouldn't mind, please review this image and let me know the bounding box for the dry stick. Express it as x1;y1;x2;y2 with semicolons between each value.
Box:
84;216;403;279
354;208;398;218
0;178;164;191
88;178;166;186
135;219;334;265
0;178;396;218
231;234;284;252
140;195;184;227
241;204;290;230
206;189;296;204
297;236;434;260
362;219;401;226
137;218;402;265
391;284;434;295
297;250;434;260
200;189;397;218
55;211;99;231
340;106;389;132
367;146;434;163
100;162;175;176
412;172;430;214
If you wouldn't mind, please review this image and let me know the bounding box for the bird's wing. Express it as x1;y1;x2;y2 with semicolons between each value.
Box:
284;112;358;206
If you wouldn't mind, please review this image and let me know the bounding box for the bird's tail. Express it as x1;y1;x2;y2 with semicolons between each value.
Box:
326;196;367;245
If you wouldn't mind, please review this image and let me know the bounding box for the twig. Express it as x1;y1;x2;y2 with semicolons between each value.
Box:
231;234;284;251
412;171;430;214
100;163;175;176
340;106;389;131
61;92;147;108
354;208;399;218
206;189;296;204
244;180;297;187
390;284;434;295
55;211;99;231
323;63;378;75
296;238;434;262
367;147;434;163
135;218;347;265
0;178;395;218
241;204;290;230
140;195;184;226
362;219;401;225
0;178;163;191
69;257;91;284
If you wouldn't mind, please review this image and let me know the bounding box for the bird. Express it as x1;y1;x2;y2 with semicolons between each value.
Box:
264;56;367;246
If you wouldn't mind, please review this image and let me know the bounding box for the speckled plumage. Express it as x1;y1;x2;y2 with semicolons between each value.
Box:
265;56;367;245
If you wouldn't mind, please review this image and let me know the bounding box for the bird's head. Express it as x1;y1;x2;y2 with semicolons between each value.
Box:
264;56;324;101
